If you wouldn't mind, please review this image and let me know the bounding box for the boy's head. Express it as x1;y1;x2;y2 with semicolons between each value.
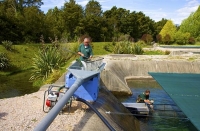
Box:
145;90;150;95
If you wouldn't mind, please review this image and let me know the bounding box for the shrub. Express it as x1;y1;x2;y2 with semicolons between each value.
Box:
103;43;113;52
133;42;144;55
188;37;195;44
113;41;134;54
141;34;153;45
113;41;144;55
156;34;162;44
30;46;65;80
2;40;13;51
0;53;10;70
118;34;131;42
165;50;171;55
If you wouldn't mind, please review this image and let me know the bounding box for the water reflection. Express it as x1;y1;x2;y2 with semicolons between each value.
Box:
0;71;39;99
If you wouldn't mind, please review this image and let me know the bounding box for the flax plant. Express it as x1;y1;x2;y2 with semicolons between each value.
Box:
0;53;10;70
30;46;64;80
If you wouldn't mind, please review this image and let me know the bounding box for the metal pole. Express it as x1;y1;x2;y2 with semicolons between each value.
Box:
34;78;84;131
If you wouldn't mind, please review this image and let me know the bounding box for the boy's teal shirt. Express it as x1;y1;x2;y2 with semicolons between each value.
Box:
139;93;149;100
78;43;93;61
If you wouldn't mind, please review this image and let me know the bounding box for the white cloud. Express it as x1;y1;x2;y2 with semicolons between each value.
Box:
77;0;89;6
176;0;199;24
41;0;65;9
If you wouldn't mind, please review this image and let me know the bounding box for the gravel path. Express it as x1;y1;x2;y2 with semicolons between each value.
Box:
0;88;87;131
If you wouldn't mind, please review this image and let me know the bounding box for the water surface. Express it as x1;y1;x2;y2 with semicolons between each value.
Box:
118;79;198;131
0;71;39;99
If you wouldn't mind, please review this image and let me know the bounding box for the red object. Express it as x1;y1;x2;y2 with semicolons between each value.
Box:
46;99;51;107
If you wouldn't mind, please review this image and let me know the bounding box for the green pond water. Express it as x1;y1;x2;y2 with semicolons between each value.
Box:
118;80;198;131
0;71;39;99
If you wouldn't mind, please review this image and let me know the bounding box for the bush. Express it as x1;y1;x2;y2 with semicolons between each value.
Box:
113;41;134;54
141;34;153;45
0;53;10;70
2;40;13;51
133;42;144;55
113;41;144;55
188;37;195;44
103;43;113;52
30;46;65;80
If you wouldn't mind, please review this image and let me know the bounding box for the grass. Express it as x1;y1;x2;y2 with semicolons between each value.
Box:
2;41;198;86
143;50;166;55
0;44;40;75
0;42;112;87
92;42;113;55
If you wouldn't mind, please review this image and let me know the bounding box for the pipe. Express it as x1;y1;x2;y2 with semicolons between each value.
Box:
34;78;84;131
76;98;116;131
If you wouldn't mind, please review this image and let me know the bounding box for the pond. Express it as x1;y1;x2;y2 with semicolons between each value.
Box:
159;45;200;49
0;71;39;99
117;79;198;131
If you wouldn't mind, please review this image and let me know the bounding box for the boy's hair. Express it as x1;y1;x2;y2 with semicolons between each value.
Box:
145;90;150;93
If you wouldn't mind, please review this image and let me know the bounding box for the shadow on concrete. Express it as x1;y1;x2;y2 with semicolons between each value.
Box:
72;87;141;131
0;112;8;120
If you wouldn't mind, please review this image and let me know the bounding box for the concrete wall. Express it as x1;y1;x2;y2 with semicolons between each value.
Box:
100;55;200;95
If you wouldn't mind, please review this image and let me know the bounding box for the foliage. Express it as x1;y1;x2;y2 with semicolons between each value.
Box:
103;43;113;52
113;41;133;54
154;18;168;35
44;7;65;40
2;40;13;51
143;50;165;55
85;0;102;17
141;34;153;44
61;42;80;61
62;0;84;41
156;34;162;43
30;46;65;80
163;34;172;44
188;37;196;44
143;50;170;55
133;42;144;55
118;34;132;42
159;20;177;43
174;31;191;45
0;0;198;44
44;70;62;84
113;41;144;54
179;6;200;38
0;53;10;70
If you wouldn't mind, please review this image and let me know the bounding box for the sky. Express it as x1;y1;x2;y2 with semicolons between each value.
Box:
40;0;200;25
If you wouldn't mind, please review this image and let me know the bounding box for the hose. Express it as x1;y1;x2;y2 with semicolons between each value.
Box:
76;98;116;131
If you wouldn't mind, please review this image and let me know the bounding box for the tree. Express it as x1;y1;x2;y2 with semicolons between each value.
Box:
19;6;45;43
159;20;177;44
2;0;43;15
45;7;65;41
103;6;130;41
156;34;162;43
83;0;103;41
141;34;153;44
163;34;171;44
154;18;168;36
62;0;84;41
179;6;200;38
85;0;102;17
